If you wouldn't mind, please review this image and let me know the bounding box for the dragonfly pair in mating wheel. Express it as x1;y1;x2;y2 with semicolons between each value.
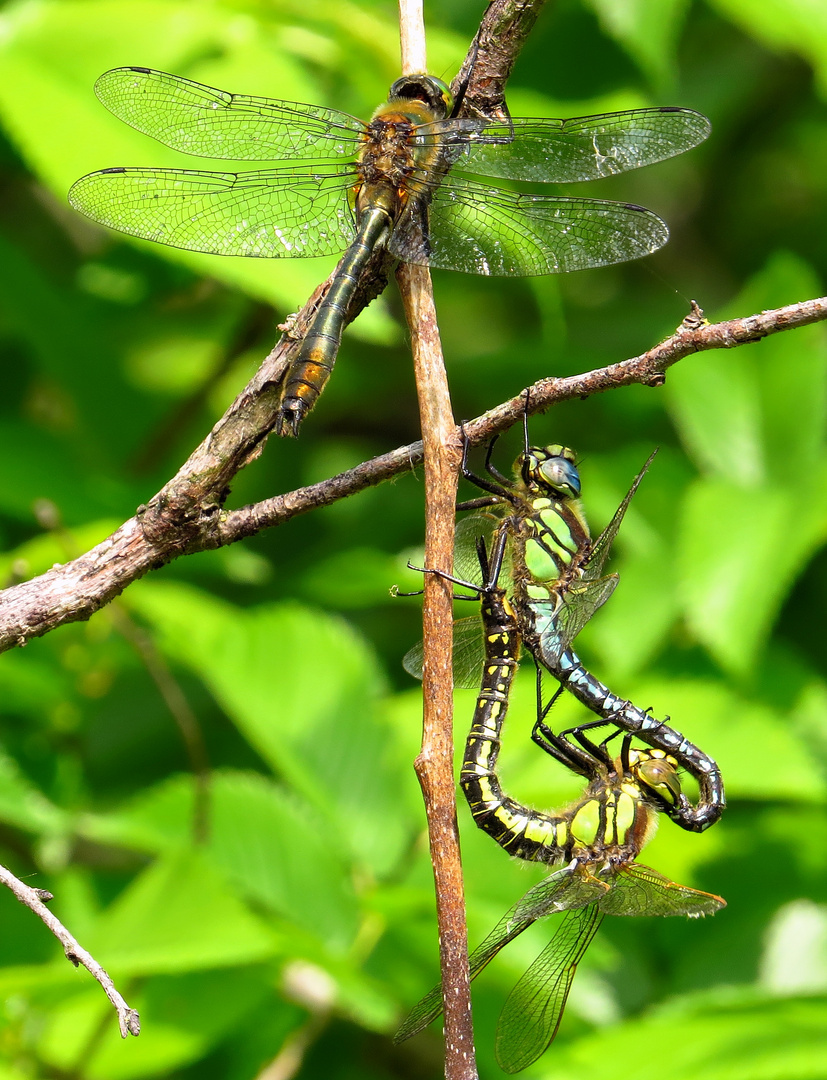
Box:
69;67;710;433
397;429;725;1070
405;424;725;830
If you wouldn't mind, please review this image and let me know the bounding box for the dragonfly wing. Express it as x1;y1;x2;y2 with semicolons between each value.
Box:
425;108;710;184
599;863;727;917
452;514;514;586
402;616;485;688
511;863;608;923
389;176;668;276
584;449;658;581
394;865;582;1044
541;574;620;660
495;903;604;1073
94;67;365;160
68;164;356;257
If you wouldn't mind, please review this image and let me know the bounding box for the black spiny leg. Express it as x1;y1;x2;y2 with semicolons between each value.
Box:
457;427;517;509
530;667;600;779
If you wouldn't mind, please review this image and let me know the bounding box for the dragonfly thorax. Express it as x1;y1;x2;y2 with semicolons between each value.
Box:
356;89;451;222
566;779;657;864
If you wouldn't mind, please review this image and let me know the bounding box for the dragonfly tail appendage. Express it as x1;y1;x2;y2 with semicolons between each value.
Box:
552;646;725;831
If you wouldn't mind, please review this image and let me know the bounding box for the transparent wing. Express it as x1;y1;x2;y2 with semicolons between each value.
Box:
511;864;608;923
495;903;604;1073
389;176;669;276
599;863;727;918
394;865;584;1044
531;574;619;665
421;107;710;184
68;164;356;257
452;514;513;586
583;449;658;582
402;616;485;689
94;67;365;160
403;514;515;688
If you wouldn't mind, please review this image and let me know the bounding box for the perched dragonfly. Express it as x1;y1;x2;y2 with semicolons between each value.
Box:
396;543;725;1071
404;430;725;831
68;67;710;434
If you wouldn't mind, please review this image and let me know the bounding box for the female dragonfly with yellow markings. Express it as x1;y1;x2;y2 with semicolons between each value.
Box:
69;67;710;433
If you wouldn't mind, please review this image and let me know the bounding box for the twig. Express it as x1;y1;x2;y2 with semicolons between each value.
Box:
397;2;476;1076
0;296;825;653
0;862;140;1038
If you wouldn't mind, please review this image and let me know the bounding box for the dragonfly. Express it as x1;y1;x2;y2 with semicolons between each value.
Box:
417;529;689;855
404;428;725;831
395;555;725;1072
68;66;711;434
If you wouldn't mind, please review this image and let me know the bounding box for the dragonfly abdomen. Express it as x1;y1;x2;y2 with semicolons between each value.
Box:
276;204;392;435
460;591;574;862
553;647;725;831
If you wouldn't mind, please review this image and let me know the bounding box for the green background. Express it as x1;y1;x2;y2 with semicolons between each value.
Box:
0;0;825;1077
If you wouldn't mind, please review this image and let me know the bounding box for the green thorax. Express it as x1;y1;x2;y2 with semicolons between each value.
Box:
510;445;591;602
563;747;679;863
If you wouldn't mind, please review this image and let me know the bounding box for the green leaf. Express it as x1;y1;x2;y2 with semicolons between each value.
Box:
667;253;827;486
36;990;203;1079
34;966;290;1080
0;746;67;835
678;465;827;674
539;989;827;1080
207;771;360;949
126;582;418;877
707;0;827;98
85;848;279;976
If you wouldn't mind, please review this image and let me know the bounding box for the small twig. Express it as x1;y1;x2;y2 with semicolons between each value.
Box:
0;862;140;1038
1;296;825;653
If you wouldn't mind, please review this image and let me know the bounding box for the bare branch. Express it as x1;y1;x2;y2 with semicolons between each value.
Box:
0;296;825;654
0;862;140;1038
397;257;474;1077
397;3;477;1075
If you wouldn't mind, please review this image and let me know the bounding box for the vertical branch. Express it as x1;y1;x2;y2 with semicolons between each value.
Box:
397;4;477;1079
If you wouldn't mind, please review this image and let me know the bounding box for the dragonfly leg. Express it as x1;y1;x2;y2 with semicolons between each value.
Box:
484;433;511;485
405;560;481;601
460;425;517;503
531;667;602;779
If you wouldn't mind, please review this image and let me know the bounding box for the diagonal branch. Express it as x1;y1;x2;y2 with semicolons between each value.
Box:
0;862;140;1038
0;296;825;653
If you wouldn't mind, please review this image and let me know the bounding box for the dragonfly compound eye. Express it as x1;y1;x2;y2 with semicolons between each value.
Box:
635;755;682;805
387;74;454;119
535;450;581;499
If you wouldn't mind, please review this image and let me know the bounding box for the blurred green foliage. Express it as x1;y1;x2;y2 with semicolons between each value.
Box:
0;0;825;1077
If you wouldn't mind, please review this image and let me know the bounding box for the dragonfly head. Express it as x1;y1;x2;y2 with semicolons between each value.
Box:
520;445;581;499
387;74;454;120
628;748;682;808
